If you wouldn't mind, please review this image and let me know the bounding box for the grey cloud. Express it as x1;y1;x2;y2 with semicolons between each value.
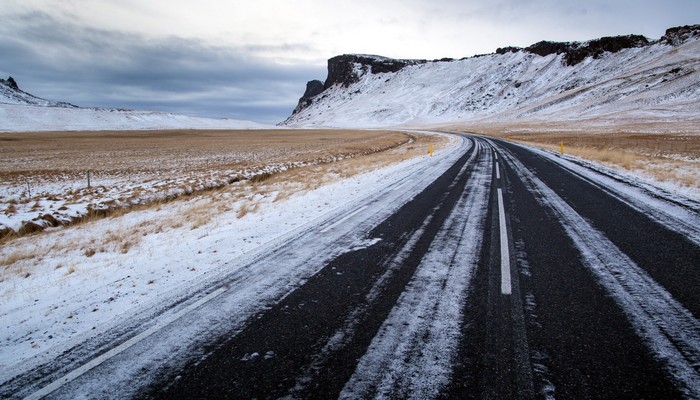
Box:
0;11;325;123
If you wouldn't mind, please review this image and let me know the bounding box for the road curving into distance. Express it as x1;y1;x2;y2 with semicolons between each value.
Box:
7;133;700;400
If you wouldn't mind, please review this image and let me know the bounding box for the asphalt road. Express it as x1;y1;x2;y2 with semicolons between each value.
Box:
8;134;700;399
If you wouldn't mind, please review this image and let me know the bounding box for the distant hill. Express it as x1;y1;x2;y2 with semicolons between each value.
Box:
0;77;271;131
283;25;700;128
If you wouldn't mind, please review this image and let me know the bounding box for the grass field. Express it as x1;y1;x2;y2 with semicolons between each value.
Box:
0;129;444;240
450;120;700;191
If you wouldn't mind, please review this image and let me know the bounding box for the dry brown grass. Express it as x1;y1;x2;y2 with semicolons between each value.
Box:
0;129;448;247
0;129;411;179
444;120;700;190
0;250;35;267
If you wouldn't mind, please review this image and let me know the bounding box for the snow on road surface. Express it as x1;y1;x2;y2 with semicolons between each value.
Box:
502;144;700;399
339;140;490;399
0;132;462;392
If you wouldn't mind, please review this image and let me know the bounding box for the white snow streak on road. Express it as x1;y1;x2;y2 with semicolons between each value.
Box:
284;139;479;399
338;144;491;399
504;149;700;399
2;133;469;399
22;287;228;400
320;206;369;233
528;145;700;247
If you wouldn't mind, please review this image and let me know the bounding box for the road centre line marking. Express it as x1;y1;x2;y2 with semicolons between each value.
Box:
497;188;512;295
24;286;228;400
320;206;368;233
496;162;500;180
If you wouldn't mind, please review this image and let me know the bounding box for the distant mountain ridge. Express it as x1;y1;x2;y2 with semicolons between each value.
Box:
0;76;272;131
284;24;700;128
0;76;77;108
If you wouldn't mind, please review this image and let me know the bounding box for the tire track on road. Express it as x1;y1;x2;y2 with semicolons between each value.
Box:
503;145;700;398
150;137;482;399
337;140;490;399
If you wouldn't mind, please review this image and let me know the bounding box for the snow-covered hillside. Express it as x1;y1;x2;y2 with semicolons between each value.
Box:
284;25;700;128
0;78;271;131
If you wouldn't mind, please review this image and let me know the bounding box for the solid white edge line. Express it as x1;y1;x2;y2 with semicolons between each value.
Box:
497;188;512;295
23;287;228;400
320;206;368;233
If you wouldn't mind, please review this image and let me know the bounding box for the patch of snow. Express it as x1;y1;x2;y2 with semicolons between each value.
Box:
0;131;462;392
504;147;700;399
285;39;700;128
0;103;272;132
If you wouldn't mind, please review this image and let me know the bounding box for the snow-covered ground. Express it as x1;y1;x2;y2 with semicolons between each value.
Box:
285;36;700;128
0;132;460;380
0;103;271;132
0;77;272;132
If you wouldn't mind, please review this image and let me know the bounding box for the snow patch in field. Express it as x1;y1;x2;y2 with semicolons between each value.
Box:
0;103;272;132
0;132;461;386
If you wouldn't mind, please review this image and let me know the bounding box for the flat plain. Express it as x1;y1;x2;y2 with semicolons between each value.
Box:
0;129;443;239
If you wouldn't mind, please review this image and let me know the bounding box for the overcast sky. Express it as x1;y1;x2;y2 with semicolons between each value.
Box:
1;1;698;124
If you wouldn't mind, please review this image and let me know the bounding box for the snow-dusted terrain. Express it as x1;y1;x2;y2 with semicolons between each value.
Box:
0;78;270;132
2;23;700;398
0;132;459;384
284;27;700;128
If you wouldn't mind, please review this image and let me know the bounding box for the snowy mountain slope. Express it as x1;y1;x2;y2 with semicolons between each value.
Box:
0;78;272;131
0;77;76;108
284;25;700;128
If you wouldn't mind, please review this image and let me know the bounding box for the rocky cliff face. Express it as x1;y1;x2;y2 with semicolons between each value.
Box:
284;24;700;127
323;55;427;89
662;24;700;45
290;55;428;116
521;35;649;66
293;80;325;114
0;76;19;90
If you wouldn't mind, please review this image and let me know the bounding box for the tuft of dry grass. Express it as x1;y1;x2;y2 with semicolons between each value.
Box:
5;203;17;215
1;128;423;243
0;250;36;267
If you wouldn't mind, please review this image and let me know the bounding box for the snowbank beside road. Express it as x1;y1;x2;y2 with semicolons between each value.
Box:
0;131;460;381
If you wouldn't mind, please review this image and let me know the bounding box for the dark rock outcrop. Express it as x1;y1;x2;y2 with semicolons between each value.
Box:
293;80;325;114
496;46;522;55
324;54;427;89
524;41;572;57
524;35;649;66
5;76;19;90
661;24;700;46
290;54;429;115
565;35;649;65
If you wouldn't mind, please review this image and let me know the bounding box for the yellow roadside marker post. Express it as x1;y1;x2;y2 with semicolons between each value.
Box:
429;144;434;157
560;141;564;155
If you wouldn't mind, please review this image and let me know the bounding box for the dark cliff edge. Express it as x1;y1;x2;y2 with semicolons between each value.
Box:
0;76;20;90
289;24;700;116
523;35;649;66
1;76;78;108
323;55;428;89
